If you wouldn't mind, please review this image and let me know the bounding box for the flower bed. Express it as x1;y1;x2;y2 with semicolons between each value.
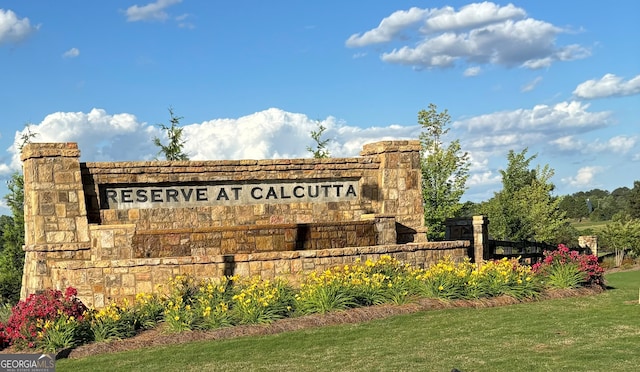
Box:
0;245;604;353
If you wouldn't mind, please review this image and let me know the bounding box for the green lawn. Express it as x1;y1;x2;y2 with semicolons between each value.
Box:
57;270;640;372
571;219;609;233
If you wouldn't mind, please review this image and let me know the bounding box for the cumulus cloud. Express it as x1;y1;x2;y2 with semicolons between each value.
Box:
562;166;605;188
590;135;637;154
551;135;637;155
62;47;80;58
345;7;429;47
6;109;152;171
347;2;589;70
550;136;583;151
4;108;419;175
125;0;182;22
573;73;640;99
0;9;38;45
454;101;612;152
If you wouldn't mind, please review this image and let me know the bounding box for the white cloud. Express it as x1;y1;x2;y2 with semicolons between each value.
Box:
346;7;429;47
348;2;589;71
590;135;637;154
550;136;583;151
562;166;605;188
463;66;481;77
62;47;80;58
454;101;611;152
421;2;526;33
176;13;194;29
521;76;542;92
0;9;38;45
573;73;640;99
125;0;182;22
467;170;501;187
6;109;151;172
5;108;419;174
550;135;637;155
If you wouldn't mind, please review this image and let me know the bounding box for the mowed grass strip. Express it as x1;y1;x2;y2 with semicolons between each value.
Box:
57;270;640;372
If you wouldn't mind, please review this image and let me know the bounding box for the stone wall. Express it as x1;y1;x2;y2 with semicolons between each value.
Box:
19;140;474;308
52;242;469;308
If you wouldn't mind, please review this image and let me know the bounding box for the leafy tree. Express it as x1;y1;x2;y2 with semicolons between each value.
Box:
558;194;590;220
306;121;331;159
0;173;26;304
153;108;189;161
419;104;470;240
479;149;572;243
627;181;640;219
600;215;640;265
0;124;37;304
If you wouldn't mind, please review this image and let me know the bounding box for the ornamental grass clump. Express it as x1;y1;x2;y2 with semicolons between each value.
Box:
471;258;542;299
294;256;421;314
230;276;294;324
533;244;605;289
416;257;473;299
163;275;211;332
89;302;136;342
130;292;165;330
294;268;358;314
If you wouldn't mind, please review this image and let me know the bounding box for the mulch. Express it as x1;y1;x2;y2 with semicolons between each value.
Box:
63;285;605;360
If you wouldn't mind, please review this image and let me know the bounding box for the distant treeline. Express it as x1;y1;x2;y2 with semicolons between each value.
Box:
558;181;640;221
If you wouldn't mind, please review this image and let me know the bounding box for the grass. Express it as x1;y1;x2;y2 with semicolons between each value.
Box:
571;219;609;233
57;270;640;372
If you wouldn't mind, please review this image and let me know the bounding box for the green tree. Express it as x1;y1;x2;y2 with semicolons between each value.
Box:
0;124;37;303
480;149;572;243
0;172;26;304
306;121;331;159
419;104;470;240
153;108;189;161
558;194;590;220
626;181;640;219
600;215;640;265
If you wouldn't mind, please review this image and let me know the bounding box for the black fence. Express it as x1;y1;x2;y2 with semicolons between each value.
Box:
489;240;589;264
490;240;553;264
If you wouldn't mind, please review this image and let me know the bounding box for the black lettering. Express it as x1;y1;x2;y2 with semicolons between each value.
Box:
196;188;208;201
280;186;291;199
266;187;278;199
308;185;319;198
166;189;179;202
293;186;305;198
216;188;229;201
346;185;357;197
321;185;331;197
231;187;242;200
181;188;193;201
151;189;162;202
121;189;133;203
136;189;148;202
334;184;343;197
106;189;118;204
251;187;263;199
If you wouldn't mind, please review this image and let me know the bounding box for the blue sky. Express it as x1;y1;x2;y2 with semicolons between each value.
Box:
1;1;639;214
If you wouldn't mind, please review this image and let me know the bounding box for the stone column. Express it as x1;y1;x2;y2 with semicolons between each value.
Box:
360;141;427;243
472;215;489;267
578;235;598;256
20;142;91;298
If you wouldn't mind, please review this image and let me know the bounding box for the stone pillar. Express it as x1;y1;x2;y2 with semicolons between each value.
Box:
472;215;489;267
360;141;427;243
578;235;598;256
20;142;91;298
